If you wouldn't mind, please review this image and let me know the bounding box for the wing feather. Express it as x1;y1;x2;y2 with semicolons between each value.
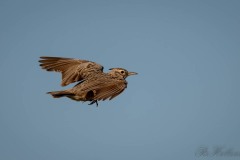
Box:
78;79;127;101
39;56;103;86
95;83;126;101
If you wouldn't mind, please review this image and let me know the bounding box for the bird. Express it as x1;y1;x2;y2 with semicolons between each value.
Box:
39;56;137;106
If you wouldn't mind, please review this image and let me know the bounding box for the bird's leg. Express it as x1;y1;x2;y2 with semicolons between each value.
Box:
96;101;98;107
88;100;98;107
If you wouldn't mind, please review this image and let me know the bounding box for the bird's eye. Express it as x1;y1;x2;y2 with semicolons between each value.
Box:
121;70;125;74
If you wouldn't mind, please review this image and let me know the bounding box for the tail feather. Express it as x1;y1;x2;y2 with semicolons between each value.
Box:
47;90;73;98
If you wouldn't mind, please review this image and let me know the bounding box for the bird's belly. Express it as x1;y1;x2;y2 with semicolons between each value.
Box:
66;94;86;101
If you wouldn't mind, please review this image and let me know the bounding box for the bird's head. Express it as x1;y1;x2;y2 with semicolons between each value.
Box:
108;68;138;79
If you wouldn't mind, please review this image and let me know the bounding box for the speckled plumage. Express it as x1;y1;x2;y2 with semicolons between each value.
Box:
39;56;137;106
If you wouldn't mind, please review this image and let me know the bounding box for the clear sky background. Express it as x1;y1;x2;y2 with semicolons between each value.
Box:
0;0;240;160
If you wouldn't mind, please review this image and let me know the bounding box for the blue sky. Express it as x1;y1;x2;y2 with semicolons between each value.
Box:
0;0;240;160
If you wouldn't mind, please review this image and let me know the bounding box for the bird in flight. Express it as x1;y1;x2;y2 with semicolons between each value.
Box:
39;56;137;106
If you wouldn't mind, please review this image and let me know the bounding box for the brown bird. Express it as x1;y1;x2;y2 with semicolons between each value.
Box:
39;56;137;106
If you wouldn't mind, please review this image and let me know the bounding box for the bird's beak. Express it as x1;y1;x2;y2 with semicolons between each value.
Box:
128;71;138;76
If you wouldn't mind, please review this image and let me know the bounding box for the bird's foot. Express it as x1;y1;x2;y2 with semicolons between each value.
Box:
88;100;98;107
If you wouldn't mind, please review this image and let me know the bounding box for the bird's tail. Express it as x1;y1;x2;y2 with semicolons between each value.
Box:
47;90;73;98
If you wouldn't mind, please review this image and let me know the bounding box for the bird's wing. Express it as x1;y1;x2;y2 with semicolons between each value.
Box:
39;56;104;86
77;79;127;101
94;81;127;100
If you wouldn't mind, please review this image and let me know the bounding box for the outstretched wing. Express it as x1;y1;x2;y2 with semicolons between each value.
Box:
39;56;104;86
94;81;127;100
74;78;127;101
